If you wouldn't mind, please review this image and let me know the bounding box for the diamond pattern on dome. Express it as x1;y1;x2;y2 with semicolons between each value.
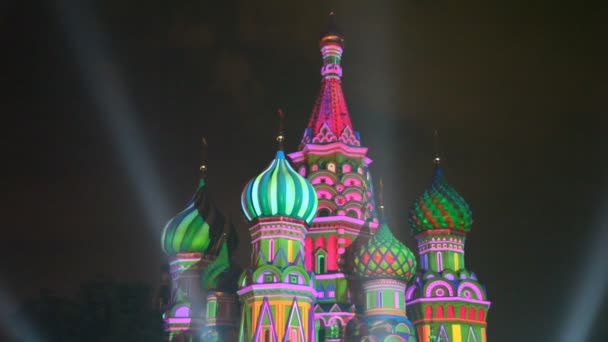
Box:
354;223;417;281
409;166;473;233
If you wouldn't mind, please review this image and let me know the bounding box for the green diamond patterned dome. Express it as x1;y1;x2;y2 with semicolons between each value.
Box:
409;166;473;233
354;223;416;281
161;178;226;255
241;150;318;224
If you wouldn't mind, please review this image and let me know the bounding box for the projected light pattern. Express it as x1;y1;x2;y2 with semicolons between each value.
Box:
406;161;490;342
161;178;227;255
241;150;318;224
355;222;416;280
159;13;492;342
409;166;473;233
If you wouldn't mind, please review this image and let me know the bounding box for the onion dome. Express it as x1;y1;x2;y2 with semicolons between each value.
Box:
320;12;344;46
354;223;416;281
409;165;473;233
241;150;318;224
161;178;226;255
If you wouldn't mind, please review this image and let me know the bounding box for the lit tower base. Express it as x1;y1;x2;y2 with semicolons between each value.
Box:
164;252;206;340
406;159;491;342
160;142;236;342
200;239;241;341
352;187;418;342
239;146;319;342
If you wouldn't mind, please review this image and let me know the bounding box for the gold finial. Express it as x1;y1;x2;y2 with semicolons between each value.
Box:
276;108;285;149
433;129;441;165
200;136;208;176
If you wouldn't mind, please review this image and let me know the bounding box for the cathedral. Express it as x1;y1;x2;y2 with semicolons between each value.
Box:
160;13;491;342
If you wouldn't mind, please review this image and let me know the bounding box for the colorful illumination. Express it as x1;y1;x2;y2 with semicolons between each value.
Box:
409;166;473;233
406;163;489;342
354;223;417;281
161;178;226;255
241;150;318;224
160;12;490;342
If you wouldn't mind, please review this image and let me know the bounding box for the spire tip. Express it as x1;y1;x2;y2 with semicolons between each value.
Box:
378;177;385;221
200;136;208;176
276;109;285;149
433;129;441;165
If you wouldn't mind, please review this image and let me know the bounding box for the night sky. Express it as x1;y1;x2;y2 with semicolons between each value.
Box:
2;1;607;341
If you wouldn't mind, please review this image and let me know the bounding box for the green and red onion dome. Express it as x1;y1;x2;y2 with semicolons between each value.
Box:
241;150;318;224
354;222;416;281
161;178;226;255
409;166;473;234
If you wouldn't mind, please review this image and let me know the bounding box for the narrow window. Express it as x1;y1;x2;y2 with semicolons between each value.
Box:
437;252;443;272
318;254;326;273
377;292;383;307
263;329;270;342
269;239;274;262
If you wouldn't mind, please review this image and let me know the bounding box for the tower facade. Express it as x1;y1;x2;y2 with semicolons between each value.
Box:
405;161;491;342
353;214;418;342
238;149;318;342
161;159;240;342
288;13;379;340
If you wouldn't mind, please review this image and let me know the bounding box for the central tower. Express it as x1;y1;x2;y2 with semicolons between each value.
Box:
288;13;379;341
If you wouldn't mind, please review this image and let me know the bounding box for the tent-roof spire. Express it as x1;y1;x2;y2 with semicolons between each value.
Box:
302;12;359;147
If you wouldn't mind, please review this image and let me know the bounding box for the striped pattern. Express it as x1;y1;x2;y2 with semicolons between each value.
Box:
161;178;225;255
241;150;318;224
354;222;417;281
409;166;473;233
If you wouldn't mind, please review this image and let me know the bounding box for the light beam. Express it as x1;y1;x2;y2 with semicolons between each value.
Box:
560;197;608;342
54;0;171;236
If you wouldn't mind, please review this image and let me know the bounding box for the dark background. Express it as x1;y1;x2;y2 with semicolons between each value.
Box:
1;0;607;341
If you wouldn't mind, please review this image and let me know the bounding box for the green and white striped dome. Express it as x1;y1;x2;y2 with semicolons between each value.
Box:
161;178;226;255
241;150;318;224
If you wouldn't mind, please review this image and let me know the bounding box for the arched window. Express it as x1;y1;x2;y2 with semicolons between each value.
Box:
346;209;359;219
317;254;326;274
437;252;443;272
318;208;331;217
329;320;342;339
